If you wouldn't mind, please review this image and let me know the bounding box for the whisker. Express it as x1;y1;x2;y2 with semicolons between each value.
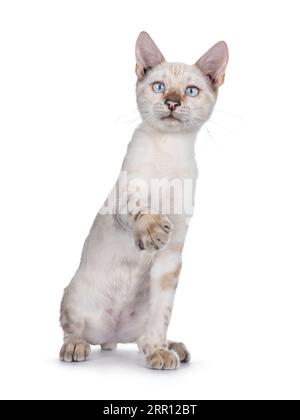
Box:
214;108;242;121
204;126;216;144
114;112;141;126
206;119;233;135
114;109;140;124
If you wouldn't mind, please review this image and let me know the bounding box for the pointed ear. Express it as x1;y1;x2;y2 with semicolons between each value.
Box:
135;31;165;80
195;41;229;88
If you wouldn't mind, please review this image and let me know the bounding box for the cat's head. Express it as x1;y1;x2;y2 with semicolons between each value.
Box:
135;32;228;133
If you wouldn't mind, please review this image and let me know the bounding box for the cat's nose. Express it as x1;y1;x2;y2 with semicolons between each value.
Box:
164;100;181;111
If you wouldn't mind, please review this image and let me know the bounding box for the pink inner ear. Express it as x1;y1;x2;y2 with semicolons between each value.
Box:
135;64;145;81
196;41;229;85
135;31;165;74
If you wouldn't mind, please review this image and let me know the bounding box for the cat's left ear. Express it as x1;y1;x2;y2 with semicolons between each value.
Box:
135;31;165;80
195;41;229;88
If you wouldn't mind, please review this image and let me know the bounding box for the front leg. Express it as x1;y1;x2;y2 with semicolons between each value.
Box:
138;249;183;370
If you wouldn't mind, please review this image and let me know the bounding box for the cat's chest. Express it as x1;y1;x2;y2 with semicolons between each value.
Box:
128;145;197;179
149;155;197;179
125;130;198;180
143;150;197;180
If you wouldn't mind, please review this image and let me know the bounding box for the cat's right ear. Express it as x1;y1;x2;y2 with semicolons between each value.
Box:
135;32;165;80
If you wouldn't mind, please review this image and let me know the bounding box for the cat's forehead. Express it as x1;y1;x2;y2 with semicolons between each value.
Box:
147;62;207;86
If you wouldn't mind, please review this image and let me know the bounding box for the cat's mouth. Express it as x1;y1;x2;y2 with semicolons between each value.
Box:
161;114;181;122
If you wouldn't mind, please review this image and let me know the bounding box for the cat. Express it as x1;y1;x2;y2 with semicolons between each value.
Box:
59;32;228;370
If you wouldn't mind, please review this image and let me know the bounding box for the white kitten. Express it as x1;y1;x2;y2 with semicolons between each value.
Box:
60;32;228;369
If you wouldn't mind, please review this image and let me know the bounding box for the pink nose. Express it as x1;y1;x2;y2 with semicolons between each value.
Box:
165;100;180;111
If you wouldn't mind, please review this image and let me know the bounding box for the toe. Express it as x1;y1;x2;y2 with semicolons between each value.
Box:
73;343;86;362
168;342;191;363
146;351;164;369
62;342;76;362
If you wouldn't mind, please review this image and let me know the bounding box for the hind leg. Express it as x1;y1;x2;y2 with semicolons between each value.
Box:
101;342;117;351
168;341;191;363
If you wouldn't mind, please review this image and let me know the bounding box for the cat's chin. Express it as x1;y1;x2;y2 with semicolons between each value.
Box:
151;117;196;134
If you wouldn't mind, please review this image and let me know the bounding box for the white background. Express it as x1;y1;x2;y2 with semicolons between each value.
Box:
0;0;299;400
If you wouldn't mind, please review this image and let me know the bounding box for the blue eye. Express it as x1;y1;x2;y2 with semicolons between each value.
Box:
152;82;165;93
185;86;199;97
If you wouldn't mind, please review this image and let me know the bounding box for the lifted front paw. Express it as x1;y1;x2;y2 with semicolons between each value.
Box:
134;213;173;252
146;348;180;370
